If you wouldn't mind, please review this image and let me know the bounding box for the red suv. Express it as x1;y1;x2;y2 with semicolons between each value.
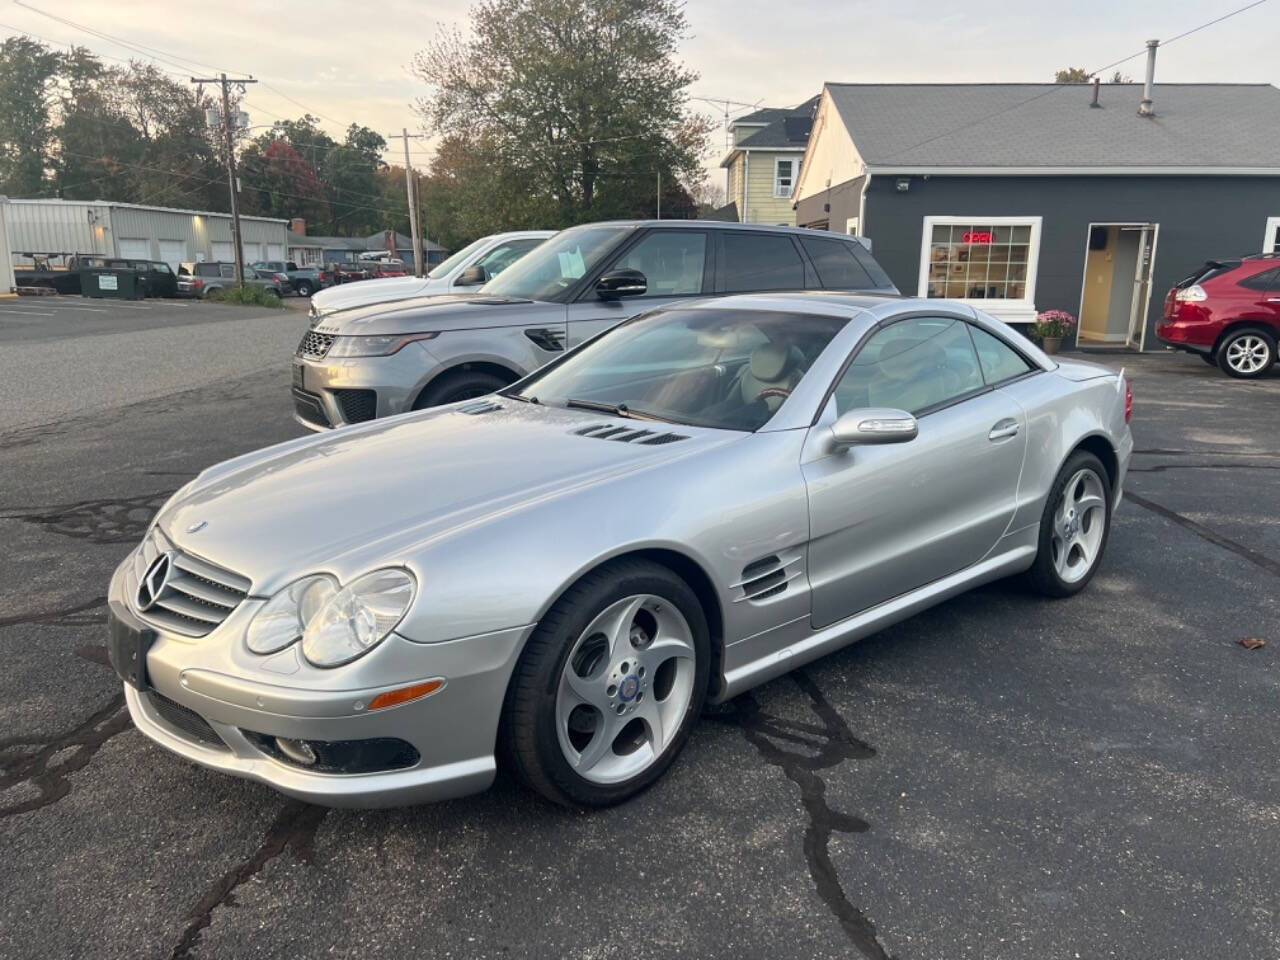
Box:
1157;255;1280;378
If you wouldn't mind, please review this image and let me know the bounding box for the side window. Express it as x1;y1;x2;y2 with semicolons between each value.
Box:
476;238;542;276
833;317;985;415
967;324;1033;384
799;236;874;289
609;231;707;297
198;264;219;278
1238;267;1280;291
721;233;806;293
220;264;236;278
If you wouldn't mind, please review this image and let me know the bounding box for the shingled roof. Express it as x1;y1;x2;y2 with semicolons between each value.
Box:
824;83;1280;171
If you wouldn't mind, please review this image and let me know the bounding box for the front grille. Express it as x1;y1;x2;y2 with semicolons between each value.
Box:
131;529;251;638
292;388;331;427
334;388;377;424
297;330;335;359
149;692;226;749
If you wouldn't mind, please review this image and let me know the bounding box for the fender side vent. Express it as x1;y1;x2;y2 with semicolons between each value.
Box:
457;399;502;415
524;327;566;352
734;554;801;602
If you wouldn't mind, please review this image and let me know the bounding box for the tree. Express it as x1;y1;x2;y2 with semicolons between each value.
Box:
1055;68;1133;84
323;124;388;235
239;139;328;224
412;0;711;229
0;36;60;195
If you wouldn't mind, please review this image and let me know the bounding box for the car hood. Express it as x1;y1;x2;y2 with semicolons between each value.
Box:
311;275;446;315
157;401;735;590
311;293;561;336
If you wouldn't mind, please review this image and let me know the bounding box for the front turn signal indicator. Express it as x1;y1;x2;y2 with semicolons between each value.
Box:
367;679;445;712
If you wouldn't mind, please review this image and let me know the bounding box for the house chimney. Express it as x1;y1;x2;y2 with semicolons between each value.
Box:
289;217;306;235
1091;76;1100;108
1138;39;1158;117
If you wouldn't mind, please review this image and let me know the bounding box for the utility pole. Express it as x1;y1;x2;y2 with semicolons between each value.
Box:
401;129;424;277
192;73;257;285
656;170;661;220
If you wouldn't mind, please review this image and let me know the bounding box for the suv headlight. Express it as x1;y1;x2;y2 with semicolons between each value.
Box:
326;332;439;358
301;569;416;667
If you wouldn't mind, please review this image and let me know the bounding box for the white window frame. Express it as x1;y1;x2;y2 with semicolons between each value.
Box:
1263;216;1280;253
917;215;1042;325
774;156;801;198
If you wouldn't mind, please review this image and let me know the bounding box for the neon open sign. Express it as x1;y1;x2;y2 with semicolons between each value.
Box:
962;231;993;244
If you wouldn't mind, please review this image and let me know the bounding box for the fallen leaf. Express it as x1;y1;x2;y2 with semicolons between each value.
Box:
1239;636;1266;650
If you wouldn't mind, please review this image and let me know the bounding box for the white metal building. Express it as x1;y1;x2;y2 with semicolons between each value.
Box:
4;198;288;271
0;199;15;293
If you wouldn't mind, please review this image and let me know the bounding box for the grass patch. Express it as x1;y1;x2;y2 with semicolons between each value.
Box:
207;284;284;308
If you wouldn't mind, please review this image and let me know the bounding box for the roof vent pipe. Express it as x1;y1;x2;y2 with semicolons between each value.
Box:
1091;76;1101;108
1138;39;1159;117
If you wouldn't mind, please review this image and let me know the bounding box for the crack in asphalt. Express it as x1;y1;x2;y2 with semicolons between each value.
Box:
712;670;893;960
0;596;107;628
1134;448;1280;460
169;801;328;960
1127;491;1280;579
0;693;130;819
0;490;172;543
1129;462;1280;474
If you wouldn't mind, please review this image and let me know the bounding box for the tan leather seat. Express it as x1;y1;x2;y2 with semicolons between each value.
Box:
739;342;803;412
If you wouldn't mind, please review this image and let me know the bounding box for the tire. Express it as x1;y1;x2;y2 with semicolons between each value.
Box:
413;368;510;409
501;558;711;808
1216;327;1276;379
1024;450;1112;598
294;280;314;297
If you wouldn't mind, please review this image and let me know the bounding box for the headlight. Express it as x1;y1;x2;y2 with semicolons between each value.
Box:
326;332;439;358
245;575;338;654
300;569;416;667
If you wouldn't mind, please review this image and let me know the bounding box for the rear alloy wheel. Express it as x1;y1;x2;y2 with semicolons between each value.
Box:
1025;450;1112;597
294;281;314;297
413;369;510;409
502;559;709;807
1217;328;1276;379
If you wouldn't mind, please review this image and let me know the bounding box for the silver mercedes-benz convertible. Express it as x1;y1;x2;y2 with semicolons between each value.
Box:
107;292;1133;809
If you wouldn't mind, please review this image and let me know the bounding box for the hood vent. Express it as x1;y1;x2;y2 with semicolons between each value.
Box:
573;424;689;445
733;553;802;602
457;399;503;415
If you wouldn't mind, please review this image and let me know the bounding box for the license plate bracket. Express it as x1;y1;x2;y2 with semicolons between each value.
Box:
292;362;305;390
107;608;156;692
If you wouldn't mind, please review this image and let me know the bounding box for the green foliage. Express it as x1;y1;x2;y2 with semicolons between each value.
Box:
207;283;284;308
412;0;712;236
1054;67;1091;84
0;36;61;195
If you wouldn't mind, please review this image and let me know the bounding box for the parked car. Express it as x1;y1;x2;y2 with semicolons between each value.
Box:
125;260;179;298
1157;254;1280;378
252;260;326;297
291;220;898;430
368;259;407;279
327;262;372;285
308;230;554;318
176;262;288;298
108;292;1132;808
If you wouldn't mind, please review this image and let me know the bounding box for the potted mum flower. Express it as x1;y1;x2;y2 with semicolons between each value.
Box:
1032;310;1076;355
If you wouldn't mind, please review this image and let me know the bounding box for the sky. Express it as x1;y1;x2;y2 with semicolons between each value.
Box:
3;0;1277;186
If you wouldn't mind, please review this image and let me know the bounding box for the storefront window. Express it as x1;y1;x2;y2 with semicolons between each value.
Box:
924;221;1035;300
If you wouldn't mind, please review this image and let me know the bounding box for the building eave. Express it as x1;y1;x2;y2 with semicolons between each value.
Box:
866;164;1280;177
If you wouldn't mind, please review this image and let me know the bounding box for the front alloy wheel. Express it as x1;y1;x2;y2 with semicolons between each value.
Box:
1217;329;1275;379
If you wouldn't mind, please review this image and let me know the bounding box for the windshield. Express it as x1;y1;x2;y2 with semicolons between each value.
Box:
480;226;628;300
427;237;488;279
511;307;849;431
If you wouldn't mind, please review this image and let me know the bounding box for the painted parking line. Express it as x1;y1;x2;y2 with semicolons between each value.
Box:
0;309;55;316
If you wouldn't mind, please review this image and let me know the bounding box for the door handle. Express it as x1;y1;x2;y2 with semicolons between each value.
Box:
988;419;1020;441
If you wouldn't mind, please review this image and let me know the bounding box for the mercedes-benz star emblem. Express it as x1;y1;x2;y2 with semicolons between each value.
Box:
137;553;174;612
187;520;208;533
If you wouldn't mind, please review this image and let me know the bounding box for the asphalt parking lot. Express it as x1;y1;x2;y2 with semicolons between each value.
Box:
1;302;1278;960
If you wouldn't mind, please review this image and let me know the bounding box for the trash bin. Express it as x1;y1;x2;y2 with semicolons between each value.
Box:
81;267;142;300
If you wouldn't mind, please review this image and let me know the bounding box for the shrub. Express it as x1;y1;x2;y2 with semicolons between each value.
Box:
208;283;283;308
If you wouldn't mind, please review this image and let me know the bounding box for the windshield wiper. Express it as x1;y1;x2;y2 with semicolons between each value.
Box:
564;398;672;423
505;391;539;404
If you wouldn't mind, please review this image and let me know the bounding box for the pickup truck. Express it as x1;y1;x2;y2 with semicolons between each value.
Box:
252;260;326;297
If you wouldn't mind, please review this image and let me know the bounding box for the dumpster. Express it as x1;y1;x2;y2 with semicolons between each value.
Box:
81;266;143;300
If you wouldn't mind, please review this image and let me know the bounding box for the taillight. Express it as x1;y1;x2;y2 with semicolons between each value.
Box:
1175;284;1207;302
1124;379;1133;423
192;278;203;290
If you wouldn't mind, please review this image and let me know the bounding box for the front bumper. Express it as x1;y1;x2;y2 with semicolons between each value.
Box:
108;558;530;808
291;341;440;431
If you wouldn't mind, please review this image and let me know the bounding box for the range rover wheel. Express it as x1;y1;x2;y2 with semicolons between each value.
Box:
1217;328;1276;379
413;369;510;409
501;558;710;808
1025;450;1112;598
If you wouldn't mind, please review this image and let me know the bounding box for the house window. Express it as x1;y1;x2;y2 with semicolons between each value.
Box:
774;158;801;198
920;217;1041;303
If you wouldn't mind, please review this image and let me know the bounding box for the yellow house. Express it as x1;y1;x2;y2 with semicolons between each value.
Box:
719;97;818;225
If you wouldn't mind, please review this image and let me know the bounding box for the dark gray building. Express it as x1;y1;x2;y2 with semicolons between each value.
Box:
793;82;1280;351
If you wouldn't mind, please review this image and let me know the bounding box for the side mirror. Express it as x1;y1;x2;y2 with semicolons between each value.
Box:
457;264;488;286
829;408;918;449
596;268;647;300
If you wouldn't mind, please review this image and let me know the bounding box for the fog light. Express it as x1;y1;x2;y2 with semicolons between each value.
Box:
275;737;317;766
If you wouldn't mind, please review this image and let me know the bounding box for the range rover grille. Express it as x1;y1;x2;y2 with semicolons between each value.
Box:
297;330;335;359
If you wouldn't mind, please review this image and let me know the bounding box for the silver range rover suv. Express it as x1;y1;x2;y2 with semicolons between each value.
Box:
291;220;898;429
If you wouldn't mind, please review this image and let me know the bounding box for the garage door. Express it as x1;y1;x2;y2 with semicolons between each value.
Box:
243;242;262;262
211;241;234;262
266;243;284;260
118;238;151;260
158;240;187;271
